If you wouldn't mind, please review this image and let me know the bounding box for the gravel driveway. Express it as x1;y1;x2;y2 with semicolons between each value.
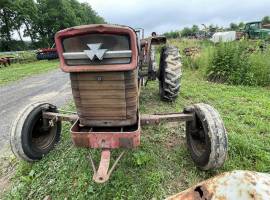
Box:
0;69;72;156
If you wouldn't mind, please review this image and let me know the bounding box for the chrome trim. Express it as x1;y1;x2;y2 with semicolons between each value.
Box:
63;50;132;60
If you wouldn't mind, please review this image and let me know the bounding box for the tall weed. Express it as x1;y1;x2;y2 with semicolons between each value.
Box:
206;41;269;86
249;48;270;86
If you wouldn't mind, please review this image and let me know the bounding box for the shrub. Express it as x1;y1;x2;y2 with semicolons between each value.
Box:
249;48;270;86
164;31;180;39
206;41;260;86
169;39;270;87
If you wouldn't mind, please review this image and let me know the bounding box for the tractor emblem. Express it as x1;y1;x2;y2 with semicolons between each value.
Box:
84;43;107;60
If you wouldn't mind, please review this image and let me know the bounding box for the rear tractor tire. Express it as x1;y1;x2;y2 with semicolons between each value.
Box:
10;102;61;162
184;103;228;170
159;46;182;101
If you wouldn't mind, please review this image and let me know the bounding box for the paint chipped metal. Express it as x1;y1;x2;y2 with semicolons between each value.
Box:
166;170;270;200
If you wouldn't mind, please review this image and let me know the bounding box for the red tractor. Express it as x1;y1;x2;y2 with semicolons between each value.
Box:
10;24;228;183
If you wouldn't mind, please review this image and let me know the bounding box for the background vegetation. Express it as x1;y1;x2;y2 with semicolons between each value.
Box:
207;41;270;86
0;0;105;51
164;16;270;38
170;39;270;87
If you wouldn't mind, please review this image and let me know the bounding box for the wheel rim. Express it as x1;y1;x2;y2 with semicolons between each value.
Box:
31;113;57;151
189;116;209;157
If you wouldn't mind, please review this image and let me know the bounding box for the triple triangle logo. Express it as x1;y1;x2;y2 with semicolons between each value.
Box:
84;43;108;60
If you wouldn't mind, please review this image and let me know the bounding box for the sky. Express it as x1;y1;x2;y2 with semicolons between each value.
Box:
78;0;270;35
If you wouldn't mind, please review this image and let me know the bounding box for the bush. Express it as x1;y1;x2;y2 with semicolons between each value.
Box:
206;41;269;86
249;48;270;86
169;39;270;87
164;31;180;39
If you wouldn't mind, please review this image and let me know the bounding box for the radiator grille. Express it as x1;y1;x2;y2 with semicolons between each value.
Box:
63;34;131;65
70;70;138;127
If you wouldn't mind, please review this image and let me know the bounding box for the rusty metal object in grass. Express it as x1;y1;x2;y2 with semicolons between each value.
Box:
0;57;14;67
166;170;270;200
183;47;200;57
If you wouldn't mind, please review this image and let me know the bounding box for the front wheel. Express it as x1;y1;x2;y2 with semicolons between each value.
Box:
185;103;228;170
10;102;61;162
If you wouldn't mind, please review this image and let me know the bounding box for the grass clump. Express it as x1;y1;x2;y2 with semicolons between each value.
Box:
249;48;270;86
207;41;270;87
206;41;255;85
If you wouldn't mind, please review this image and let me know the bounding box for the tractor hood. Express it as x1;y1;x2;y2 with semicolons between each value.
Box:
55;24;138;73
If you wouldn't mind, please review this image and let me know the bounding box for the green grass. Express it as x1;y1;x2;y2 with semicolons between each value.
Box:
4;66;270;199
0;60;59;85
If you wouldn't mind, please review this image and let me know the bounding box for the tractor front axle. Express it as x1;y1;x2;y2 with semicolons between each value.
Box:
42;111;194;126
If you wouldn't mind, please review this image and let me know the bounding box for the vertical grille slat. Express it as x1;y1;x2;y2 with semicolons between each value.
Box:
70;70;138;127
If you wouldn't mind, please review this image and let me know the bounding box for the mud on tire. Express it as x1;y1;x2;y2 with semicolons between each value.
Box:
185;103;228;170
159;46;182;101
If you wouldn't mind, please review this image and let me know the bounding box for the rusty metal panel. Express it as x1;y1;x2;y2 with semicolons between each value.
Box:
71;70;138;127
70;119;140;149
166;170;270;200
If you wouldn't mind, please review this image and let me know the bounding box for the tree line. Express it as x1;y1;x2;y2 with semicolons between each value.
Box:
0;0;105;51
165;16;270;38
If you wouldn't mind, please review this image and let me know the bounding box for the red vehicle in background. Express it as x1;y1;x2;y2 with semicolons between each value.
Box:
36;44;58;60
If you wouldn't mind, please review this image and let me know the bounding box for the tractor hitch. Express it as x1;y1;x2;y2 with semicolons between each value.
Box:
88;150;126;183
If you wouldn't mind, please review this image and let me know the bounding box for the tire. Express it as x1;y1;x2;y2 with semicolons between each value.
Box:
10;102;61;162
159;46;182;101
51;52;58;60
36;53;42;60
185;103;228;170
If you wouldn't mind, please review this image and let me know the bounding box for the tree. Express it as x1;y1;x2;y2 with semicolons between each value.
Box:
79;3;105;24
164;31;180;38
0;0;105;50
191;25;199;33
181;27;192;37
238;22;245;30
230;23;238;31
209;24;219;33
262;16;270;24
16;0;38;43
0;0;16;44
33;0;105;46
